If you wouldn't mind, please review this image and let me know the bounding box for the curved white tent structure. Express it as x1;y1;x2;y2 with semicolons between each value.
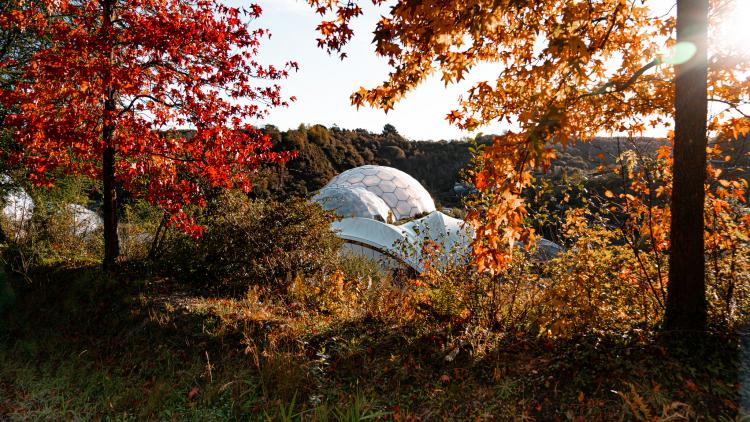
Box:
1;176;102;239
332;217;416;269
2;187;34;230
332;211;471;272
66;204;102;237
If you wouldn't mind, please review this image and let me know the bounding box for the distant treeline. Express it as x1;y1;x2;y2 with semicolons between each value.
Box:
235;124;748;207
253;124;474;206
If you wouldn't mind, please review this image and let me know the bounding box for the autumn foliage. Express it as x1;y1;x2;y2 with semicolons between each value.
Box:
308;0;748;267
306;0;750;332
413;140;748;336
0;0;295;264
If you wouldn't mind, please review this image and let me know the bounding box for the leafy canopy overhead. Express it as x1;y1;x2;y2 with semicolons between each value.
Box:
308;0;750;271
0;0;297;234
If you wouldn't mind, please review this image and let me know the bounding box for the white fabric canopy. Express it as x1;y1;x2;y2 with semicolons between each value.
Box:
316;165;562;272
332;211;471;272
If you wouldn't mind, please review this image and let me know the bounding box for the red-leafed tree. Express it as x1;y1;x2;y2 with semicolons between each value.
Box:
0;0;296;268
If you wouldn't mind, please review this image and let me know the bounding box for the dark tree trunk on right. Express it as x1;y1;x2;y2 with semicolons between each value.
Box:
665;0;709;332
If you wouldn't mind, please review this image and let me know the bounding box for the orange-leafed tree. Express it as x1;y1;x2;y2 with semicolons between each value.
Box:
307;0;750;331
0;0;296;268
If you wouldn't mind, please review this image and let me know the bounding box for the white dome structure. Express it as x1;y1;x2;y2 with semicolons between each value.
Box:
312;186;392;222
1;174;101;239
325;165;435;221
2;187;33;228
313;165;562;273
66;204;102;237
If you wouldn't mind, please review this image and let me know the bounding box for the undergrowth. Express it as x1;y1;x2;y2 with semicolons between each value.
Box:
0;263;745;420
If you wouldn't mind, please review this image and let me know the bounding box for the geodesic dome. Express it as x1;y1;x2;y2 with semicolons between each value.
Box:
325;165;435;221
312;186;393;222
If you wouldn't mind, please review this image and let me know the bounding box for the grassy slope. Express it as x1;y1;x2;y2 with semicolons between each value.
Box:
0;267;745;421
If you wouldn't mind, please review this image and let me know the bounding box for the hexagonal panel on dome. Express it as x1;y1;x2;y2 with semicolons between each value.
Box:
376;170;395;181
396;202;414;217
368;186;384;196
381;192;398;208
346;174;364;184
393;177;410;189
323;165;436;220
379;180;396;193
362;175;381;186
395;189;410;201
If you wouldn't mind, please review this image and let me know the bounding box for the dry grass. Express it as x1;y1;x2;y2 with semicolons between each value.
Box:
0;265;745;421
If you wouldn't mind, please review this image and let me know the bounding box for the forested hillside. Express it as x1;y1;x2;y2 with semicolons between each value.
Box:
250;124;749;208
252;124;473;206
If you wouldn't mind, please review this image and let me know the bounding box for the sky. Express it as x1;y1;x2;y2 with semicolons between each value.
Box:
232;0;682;141
236;0;509;141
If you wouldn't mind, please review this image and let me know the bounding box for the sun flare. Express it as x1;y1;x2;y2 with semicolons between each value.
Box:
715;0;750;52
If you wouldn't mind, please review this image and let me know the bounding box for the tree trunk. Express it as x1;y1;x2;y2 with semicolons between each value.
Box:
101;0;119;270
665;0;709;332
102;142;119;269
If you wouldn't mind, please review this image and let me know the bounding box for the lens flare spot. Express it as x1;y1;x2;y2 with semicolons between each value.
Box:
661;42;697;65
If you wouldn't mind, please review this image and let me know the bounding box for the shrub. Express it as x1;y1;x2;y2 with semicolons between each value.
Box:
338;252;384;287
416;245;544;330
1;176;103;278
537;215;660;337
161;191;342;296
119;200;164;261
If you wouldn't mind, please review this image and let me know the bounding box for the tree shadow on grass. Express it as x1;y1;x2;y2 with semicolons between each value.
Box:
1;267;744;420
0;264;287;419
300;317;743;419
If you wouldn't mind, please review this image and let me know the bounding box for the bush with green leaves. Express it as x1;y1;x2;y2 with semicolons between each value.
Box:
118;200;165;261
162;191;342;295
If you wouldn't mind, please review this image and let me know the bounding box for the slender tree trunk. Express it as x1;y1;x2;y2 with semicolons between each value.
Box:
101;0;119;270
102;141;119;269
665;0;709;332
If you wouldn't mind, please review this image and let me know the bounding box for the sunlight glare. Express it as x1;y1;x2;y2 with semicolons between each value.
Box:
716;0;750;52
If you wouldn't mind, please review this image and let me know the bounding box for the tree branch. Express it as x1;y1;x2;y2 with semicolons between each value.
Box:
708;98;750;118
578;59;659;100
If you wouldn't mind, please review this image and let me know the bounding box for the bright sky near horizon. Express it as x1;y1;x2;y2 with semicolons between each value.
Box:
245;0;502;140
235;0;680;141
242;0;507;141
